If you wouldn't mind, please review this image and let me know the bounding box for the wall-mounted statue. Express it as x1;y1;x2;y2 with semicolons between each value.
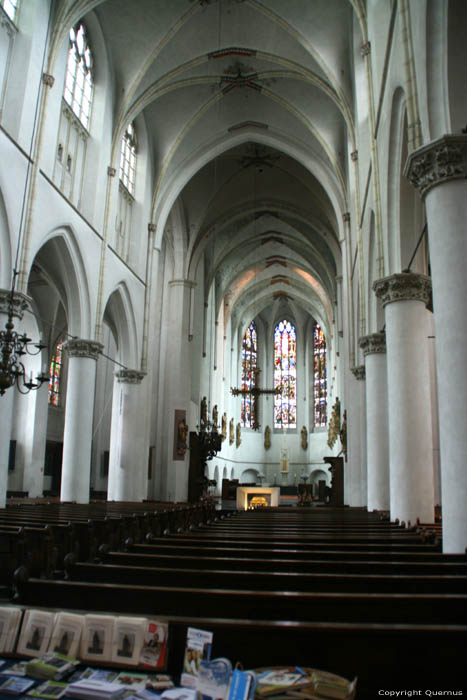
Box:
200;396;208;430
212;404;218;431
236;422;242;448
301;425;308;450
264;425;271;450
229;418;234;445
221;412;227;442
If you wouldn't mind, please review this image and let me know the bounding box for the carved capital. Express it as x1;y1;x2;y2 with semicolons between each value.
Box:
107;166;116;177
350;151;358;162
351;365;366;381
0;290;29;319
42;73;55;87
360;41;371;57
62;338;103;360
404;134;467;197
342;212;350;223
373;272;432;308
359;331;386;356
148;223;156;233
169;279;196;289
115;368;146;384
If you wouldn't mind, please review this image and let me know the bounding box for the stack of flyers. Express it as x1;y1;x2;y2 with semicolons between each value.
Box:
0;676;36;695
26;680;69;699
0;661;29;676
26;653;80;680
66;679;127;700
180;628;213;689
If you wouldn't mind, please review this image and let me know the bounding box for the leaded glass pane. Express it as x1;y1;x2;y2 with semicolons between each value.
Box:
119;123;137;195
241;321;257;428
2;0;18;22
273;319;297;428
64;22;93;129
48;341;63;407
313;324;327;427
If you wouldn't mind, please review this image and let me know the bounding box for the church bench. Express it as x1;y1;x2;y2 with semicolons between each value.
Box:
100;548;467;575
0;525;55;581
13;575;467;625
64;559;467;594
140;534;443;553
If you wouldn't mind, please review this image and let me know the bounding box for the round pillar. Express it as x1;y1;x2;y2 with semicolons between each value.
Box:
374;273;435;526
348;365;367;507
359;333;389;512
61;339;103;503
405;135;467;551
107;369;146;502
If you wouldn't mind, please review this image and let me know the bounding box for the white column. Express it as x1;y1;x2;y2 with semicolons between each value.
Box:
359;332;389;512
61;339;103;503
161;279;194;502
374;273;435;526
107;369;146;502
347;365;367;507
0;290;29;507
405;135;467;551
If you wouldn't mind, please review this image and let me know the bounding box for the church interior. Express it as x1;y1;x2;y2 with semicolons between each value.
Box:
0;0;467;695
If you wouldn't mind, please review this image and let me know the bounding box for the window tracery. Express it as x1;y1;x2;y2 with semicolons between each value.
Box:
240;321;257;428
273;319;297;428
48;340;63;407
313;323;327;427
64;22;93;129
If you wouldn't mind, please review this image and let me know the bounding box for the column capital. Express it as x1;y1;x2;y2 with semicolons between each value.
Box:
0;290;29;319
168;279;197;289
115;368;146;384
42;73;55;88
359;331;386;356
342;212;350;223
62;338;103;360
148;223;156;233
107;166;117;177
373;272;432;308
351;365;366;381
404;134;467;197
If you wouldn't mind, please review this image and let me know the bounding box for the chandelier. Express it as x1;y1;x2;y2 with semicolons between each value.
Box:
0;288;48;396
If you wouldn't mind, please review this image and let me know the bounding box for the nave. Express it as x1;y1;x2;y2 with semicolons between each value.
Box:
1;500;466;696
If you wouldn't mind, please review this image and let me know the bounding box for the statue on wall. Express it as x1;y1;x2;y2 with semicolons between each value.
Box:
327;397;341;448
200;396;208;430
264;425;271;450
229;418;234;445
212;404;219;430
301;425;308;450
221;412;227;442
340;409;347;460
236;422;242;448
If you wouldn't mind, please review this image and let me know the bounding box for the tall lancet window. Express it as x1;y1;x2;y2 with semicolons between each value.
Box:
64;22;94;129
48;340;63;407
241;321;257;428
274;319;297;428
1;0;18;22
313;323;327;427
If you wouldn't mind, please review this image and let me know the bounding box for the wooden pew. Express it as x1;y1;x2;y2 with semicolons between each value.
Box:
64;559;467;593
13;575;467;625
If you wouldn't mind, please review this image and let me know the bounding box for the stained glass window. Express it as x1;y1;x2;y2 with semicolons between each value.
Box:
48;341;63;407
241;321;257;428
313;323;327;427
120;123;137;195
1;0;18;22
64;22;93;129
274;319;297;428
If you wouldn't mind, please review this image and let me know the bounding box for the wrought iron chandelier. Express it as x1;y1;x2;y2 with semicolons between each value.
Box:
0;285;48;396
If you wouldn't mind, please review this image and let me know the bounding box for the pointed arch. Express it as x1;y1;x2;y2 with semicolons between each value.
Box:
273;319;297;428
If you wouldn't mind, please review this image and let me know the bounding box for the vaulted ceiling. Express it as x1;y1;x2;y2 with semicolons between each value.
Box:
54;0;364;338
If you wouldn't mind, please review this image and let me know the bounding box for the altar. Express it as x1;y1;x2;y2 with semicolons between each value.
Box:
236;486;280;510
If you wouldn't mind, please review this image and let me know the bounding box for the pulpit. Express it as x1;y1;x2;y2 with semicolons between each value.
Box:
323;456;344;506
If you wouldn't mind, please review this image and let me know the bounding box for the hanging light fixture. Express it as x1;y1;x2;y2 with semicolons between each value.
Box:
0;285;48;396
